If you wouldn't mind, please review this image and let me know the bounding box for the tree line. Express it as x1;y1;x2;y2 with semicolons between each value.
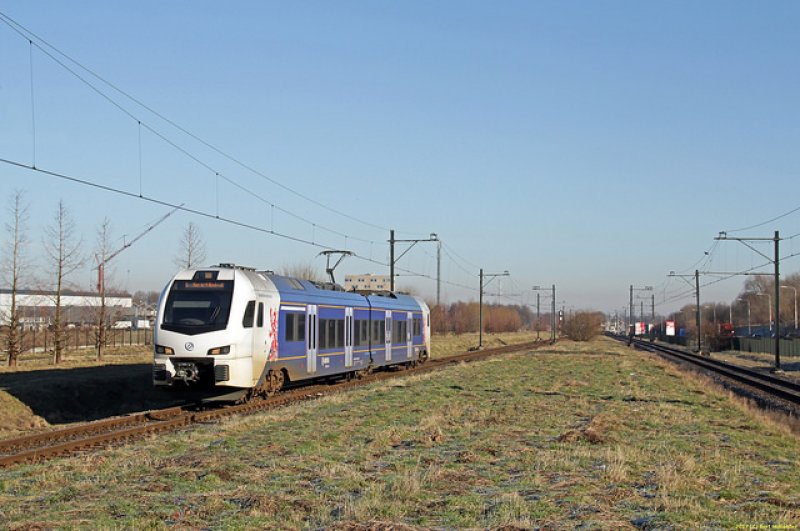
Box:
429;301;546;334
667;272;800;338
429;302;603;341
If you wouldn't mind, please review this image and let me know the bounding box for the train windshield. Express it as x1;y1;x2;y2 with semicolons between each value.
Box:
161;280;234;335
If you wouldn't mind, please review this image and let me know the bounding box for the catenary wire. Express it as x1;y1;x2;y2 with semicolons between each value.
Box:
0;157;479;294
0;10;423;237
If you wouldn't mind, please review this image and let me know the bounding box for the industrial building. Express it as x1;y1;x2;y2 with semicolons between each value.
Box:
343;274;391;293
0;289;132;329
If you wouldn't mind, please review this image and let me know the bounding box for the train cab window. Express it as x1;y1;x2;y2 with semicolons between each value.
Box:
285;313;306;342
161;279;234;335
243;300;256;328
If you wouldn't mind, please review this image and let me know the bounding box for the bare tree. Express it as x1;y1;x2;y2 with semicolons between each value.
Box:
280;263;323;282
2;191;30;367
94;218;113;361
174;222;206;269
43;200;84;364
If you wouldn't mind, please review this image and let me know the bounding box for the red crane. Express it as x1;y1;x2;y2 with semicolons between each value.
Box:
95;205;182;293
93;205;181;360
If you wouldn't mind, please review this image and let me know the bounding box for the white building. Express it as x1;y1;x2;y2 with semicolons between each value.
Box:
0;289;132;328
344;274;391;293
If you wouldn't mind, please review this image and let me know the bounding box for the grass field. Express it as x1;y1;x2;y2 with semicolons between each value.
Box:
0;333;538;440
1;336;798;529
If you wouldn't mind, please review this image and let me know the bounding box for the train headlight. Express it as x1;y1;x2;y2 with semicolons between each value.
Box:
208;345;231;355
155;345;174;355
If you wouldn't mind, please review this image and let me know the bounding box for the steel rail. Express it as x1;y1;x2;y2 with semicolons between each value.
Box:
0;406;186;455
0;339;548;468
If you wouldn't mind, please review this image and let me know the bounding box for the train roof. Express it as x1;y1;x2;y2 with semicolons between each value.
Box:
264;273;422;311
176;265;426;312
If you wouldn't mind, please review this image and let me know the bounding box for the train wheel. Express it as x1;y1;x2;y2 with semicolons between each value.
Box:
417;350;429;365
356;364;373;380
262;369;285;397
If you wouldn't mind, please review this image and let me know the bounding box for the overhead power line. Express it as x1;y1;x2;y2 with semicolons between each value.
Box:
724;203;800;234
0;157;479;294
0;10;494;295
0;10;411;236
0;15;381;249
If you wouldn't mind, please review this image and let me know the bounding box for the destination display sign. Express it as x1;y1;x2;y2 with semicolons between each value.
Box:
178;280;232;290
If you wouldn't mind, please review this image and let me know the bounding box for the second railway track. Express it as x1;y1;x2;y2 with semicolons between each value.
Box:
615;334;800;406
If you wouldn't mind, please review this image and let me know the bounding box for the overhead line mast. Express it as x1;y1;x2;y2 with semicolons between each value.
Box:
716;230;782;372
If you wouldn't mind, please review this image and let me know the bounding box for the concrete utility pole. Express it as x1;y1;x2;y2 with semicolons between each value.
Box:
629;285;634;341
651;293;655;342
551;285;556;343
667;271;701;352
695;270;701;352
781;285;798;331
479;269;509;348
736;298;752;336
532;285;556;343
629;285;653;340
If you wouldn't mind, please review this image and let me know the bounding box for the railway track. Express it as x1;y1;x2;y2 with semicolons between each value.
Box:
0;339;549;468
614;334;800;406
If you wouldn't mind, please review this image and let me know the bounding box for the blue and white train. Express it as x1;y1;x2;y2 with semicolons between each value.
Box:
153;264;431;398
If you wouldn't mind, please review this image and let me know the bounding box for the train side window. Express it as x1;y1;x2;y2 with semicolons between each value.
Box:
336;319;345;348
355;320;370;346
320;319;330;350
243;301;256;328
413;318;421;336
372;319;385;343
257;303;264;327
392;320;407;344
319;318;345;349
285;313;306;342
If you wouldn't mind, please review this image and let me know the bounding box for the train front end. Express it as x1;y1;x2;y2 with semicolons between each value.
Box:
152;267;258;389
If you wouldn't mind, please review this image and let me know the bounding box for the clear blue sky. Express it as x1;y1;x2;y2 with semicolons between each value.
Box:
1;1;799;315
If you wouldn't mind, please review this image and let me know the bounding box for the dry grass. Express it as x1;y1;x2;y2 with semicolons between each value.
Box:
430;331;540;358
1;336;800;528
0;345;152;372
643;345;800;436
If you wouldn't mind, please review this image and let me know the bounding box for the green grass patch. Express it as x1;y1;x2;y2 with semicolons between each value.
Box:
1;337;799;528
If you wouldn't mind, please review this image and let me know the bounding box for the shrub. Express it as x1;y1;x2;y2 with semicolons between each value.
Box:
562;311;603;341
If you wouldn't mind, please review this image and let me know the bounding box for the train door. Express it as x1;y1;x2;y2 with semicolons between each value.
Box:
406;311;413;359
306;305;318;374
385;310;392;362
345;307;354;368
251;301;268;382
